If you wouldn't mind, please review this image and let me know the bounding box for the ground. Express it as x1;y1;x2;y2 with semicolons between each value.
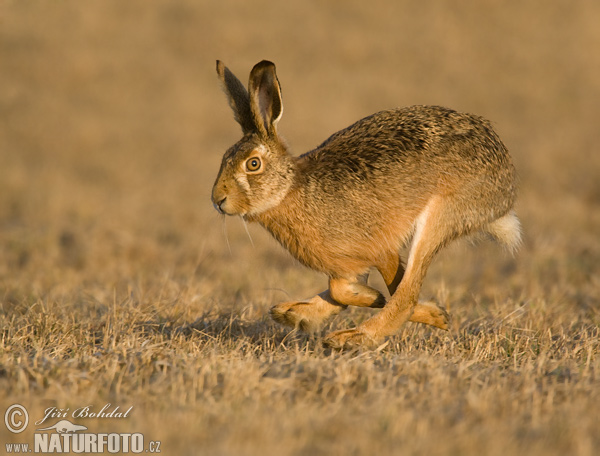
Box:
1;1;599;455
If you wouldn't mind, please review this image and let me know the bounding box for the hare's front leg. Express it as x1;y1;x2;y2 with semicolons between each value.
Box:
270;291;346;333
270;274;380;333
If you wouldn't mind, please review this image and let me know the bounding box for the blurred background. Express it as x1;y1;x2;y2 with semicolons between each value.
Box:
2;0;599;305
1;0;599;342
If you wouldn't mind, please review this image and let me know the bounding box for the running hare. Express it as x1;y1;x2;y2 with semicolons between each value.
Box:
212;60;520;349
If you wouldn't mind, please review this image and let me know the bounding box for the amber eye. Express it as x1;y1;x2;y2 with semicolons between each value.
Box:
246;157;262;172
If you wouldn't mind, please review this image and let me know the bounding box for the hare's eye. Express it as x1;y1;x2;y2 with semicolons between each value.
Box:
246;157;262;173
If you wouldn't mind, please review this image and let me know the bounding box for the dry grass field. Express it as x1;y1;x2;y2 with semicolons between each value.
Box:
1;1;599;455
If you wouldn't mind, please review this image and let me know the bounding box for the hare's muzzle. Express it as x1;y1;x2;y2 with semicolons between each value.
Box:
211;181;229;214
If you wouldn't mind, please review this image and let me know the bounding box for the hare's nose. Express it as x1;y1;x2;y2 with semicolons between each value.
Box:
214;197;227;214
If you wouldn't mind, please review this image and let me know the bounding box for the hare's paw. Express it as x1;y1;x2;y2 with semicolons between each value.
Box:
323;328;381;350
270;293;346;333
429;303;450;330
270;302;310;330
269;301;334;333
411;301;450;330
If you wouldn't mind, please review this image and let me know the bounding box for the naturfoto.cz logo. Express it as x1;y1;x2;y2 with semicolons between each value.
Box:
4;403;161;454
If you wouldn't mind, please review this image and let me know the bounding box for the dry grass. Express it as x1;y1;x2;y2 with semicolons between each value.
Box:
1;1;599;455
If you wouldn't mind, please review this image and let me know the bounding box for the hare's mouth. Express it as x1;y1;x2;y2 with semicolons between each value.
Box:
213;197;235;215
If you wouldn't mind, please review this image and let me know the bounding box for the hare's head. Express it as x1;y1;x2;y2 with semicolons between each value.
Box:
212;61;295;217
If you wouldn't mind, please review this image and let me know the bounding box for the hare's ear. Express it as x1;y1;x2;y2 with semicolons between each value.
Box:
248;60;283;139
216;61;255;134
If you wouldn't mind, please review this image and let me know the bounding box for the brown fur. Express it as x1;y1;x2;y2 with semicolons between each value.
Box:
212;60;521;349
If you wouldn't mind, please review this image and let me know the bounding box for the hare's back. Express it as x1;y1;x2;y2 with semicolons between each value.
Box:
301;105;512;183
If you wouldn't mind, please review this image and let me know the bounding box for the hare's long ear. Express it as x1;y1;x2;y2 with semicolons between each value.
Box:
248;60;283;139
216;61;255;134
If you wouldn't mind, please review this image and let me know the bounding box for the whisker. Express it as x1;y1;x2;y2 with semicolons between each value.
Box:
222;215;232;255
241;216;255;248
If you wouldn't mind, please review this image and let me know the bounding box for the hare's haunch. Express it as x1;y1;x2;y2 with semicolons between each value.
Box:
212;60;520;349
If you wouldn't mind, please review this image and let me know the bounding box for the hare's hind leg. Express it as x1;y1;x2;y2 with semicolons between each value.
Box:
270;291;346;333
325;197;452;349
377;252;449;330
330;271;448;329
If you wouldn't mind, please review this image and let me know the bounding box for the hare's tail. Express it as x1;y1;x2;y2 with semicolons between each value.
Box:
484;210;522;254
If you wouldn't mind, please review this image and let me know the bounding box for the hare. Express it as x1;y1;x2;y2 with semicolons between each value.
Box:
212;60;520;349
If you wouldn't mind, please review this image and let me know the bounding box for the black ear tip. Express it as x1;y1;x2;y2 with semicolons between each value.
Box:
216;60;225;76
253;60;276;73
